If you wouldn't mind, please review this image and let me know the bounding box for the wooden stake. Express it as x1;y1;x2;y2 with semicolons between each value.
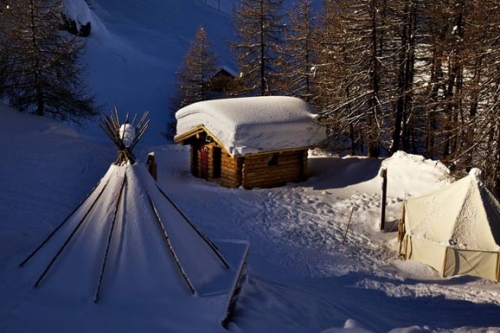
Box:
380;167;388;231
146;153;157;181
341;207;355;245
405;235;410;260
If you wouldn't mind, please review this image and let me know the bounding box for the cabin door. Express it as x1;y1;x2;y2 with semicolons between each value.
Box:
199;145;210;179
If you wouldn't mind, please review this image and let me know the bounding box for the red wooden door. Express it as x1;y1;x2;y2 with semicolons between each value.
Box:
199;145;209;179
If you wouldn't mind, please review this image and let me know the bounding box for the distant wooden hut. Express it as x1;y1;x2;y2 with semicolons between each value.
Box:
207;66;239;93
174;96;326;189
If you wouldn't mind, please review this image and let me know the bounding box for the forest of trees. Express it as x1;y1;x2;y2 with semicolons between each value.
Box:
0;0;98;124
173;0;500;194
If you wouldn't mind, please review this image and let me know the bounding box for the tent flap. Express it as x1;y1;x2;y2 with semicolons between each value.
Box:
444;248;499;281
406;236;447;275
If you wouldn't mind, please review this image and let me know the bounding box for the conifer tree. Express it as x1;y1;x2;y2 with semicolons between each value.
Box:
279;0;318;103
167;25;219;140
172;25;219;110
0;0;98;123
230;0;285;96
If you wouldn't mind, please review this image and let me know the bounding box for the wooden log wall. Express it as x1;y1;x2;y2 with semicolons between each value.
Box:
241;150;308;189
220;152;243;187
189;140;309;189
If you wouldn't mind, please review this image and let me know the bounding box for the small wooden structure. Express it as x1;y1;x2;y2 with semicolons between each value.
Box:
175;127;310;188
207;66;238;93
174;96;326;189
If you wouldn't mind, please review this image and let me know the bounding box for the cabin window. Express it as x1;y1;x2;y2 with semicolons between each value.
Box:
267;153;279;166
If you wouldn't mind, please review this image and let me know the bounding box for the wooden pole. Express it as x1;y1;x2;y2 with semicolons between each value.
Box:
496;253;500;281
147;194;197;295
154;183;230;269
94;175;127;303
380;167;387;231
146;153;157;181
341;207;355;245
19;179;103;267
398;204;406;256
34;179;111;287
442;247;449;277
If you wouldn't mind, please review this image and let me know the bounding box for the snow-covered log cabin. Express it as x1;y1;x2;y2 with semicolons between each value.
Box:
174;96;327;189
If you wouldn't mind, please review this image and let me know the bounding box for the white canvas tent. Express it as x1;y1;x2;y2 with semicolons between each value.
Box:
18;111;248;329
399;169;500;281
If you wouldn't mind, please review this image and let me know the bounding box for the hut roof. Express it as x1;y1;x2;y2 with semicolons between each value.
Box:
174;96;327;156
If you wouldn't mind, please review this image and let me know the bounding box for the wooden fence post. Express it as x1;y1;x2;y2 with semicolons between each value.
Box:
147;152;157;181
380;167;387;231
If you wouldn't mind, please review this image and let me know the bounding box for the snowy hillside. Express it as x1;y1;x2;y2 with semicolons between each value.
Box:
65;0;237;143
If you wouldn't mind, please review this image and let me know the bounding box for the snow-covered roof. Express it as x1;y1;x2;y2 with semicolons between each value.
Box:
218;65;238;77
175;96;327;156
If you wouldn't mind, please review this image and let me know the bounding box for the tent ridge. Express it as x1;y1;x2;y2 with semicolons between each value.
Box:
445;177;474;243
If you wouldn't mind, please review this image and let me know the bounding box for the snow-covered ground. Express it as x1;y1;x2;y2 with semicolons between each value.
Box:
2;0;500;332
1;103;500;333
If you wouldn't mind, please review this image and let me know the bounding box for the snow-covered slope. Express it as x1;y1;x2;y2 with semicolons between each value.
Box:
66;0;237;144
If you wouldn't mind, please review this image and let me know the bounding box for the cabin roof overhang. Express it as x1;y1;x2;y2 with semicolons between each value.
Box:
174;125;320;158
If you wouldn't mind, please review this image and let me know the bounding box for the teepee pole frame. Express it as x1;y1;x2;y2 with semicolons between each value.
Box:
94;174;127;303
99;115;136;165
33;180;110;288
19;180;103;268
129;120;150;152
98;109;150;166
147;193;197;295
154;184;230;269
